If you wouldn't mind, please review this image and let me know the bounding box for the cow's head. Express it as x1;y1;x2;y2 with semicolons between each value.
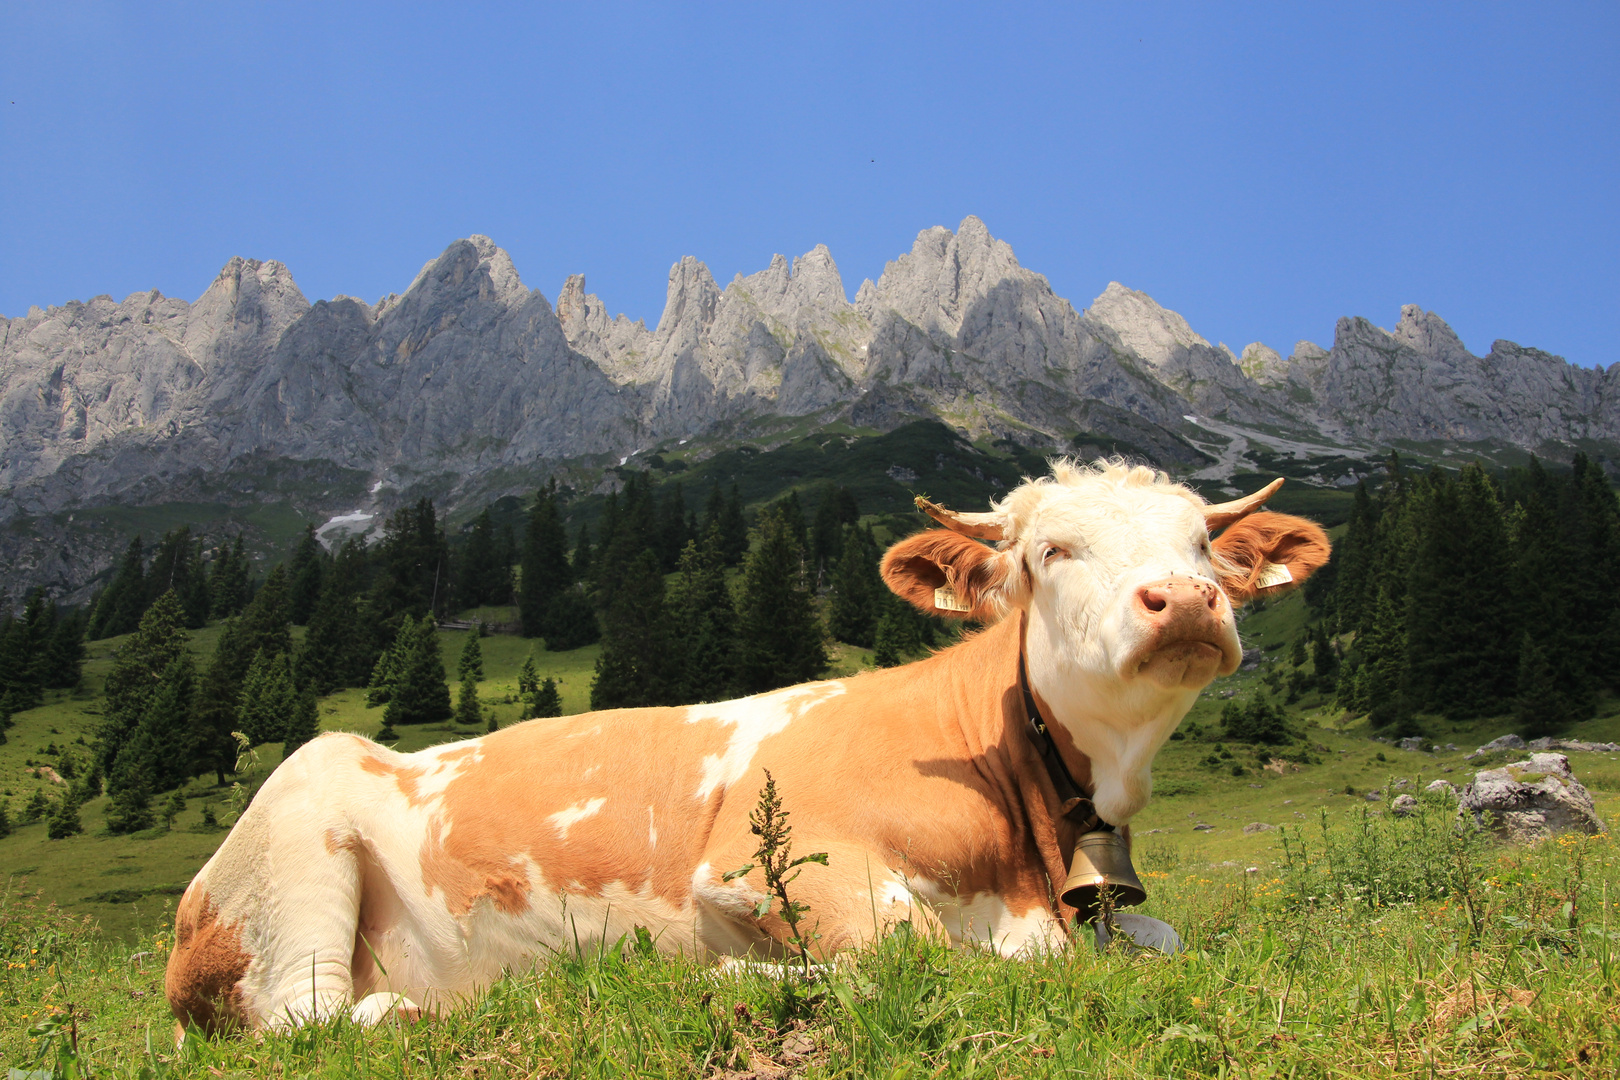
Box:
881;460;1330;823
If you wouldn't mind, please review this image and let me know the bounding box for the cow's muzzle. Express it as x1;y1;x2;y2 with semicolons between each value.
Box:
1123;577;1238;687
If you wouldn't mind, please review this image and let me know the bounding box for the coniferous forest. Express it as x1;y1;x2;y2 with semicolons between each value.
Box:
5;452;1618;844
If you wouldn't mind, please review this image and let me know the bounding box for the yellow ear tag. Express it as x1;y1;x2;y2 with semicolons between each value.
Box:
933;585;972;612
1255;562;1293;590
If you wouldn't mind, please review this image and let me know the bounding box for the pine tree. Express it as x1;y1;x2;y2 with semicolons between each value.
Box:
454;674;482;726
98;591;189;775
181;538;213;628
518;654;539;698
1403;465;1516;717
657;482;691;571
161;789;187;830
282;690;320;757
734;507;828;694
1310;623;1339;689
719;484;748;566
210;535;251;619
43;605;86;690
591;551;677;709
458;633;484;682
827;527;884;647
23;789;50;823
384;616;452;726
668;527;739;703
1513;631;1570;738
298;584;364;694
810;486;860;576
88;537;148;639
872;603;906;668
46;787;83;840
237;564;293;665
287;525;327;625
456;508;512;609
238;650;298;748
104;765;154;834
543;589;600;651
366;626;405;707
532;676;562;718
520;485;574;637
191;618;248;785
374;499;450;620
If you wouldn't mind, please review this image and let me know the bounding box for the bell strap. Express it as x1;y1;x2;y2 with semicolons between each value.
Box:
1019;653;1111;835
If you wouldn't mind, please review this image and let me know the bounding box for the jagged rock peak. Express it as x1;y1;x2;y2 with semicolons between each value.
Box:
863;216;1026;332
1393;303;1471;360
399;235;529;311
657;256;721;335
1240;342;1285;383
1085;281;1215;370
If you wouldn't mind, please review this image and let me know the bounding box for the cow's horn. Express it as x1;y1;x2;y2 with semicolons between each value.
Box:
914;496;1006;541
1203;477;1285;532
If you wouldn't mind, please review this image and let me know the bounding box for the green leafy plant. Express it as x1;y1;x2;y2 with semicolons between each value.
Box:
725;769;829;981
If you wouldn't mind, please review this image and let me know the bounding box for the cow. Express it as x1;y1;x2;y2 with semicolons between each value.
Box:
165;460;1329;1034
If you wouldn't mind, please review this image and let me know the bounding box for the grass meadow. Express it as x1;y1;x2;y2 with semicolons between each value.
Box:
4;591;1620;1076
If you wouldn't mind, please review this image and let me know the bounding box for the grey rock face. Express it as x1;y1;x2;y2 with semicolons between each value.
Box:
1425;779;1457;798
1459;753;1606;842
1391;794;1419;817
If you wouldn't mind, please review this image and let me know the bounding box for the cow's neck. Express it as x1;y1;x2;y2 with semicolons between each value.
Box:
1020;610;1198;826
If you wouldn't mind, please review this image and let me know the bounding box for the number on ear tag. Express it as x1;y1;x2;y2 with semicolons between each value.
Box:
1255;562;1293;590
933;585;972;612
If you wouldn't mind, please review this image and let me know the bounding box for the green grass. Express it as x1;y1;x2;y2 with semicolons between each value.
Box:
8;594;1620;1074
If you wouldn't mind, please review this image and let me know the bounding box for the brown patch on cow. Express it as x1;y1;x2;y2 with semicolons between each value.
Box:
1211;512;1331;604
165;886;252;1036
881;529;1011;620
360;753;431;806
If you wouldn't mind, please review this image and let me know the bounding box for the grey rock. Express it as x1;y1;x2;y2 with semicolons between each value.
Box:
1458;753;1607;843
1399;737;1426;751
1391;794;1419;817
1467;734;1527;760
1425;779;1458;798
1193;823;1215;832
1241;822;1274;834
1527;738;1620;753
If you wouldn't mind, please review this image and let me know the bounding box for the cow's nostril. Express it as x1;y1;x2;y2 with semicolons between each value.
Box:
1137;587;1168;614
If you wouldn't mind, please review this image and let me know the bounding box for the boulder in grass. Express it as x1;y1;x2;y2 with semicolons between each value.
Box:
1458;753;1606;843
1465;734;1526;760
1425;779;1457;798
1391;794;1418;817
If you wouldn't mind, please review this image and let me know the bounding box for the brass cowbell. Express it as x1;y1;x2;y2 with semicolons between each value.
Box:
1060;829;1148;921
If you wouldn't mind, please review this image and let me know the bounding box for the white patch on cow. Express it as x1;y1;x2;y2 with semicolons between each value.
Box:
350;992;421;1026
879;880;914;908
687;682;847;800
647;806;658;848
548;797;605;839
582;765;600;779
929;890;1065;957
565;724;603;739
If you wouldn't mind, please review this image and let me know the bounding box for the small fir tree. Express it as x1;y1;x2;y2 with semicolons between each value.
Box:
383;616;452;726
238;650;298;747
46;788;83;839
104;767;155;834
455;674;482;726
590;551;677;709
734;507;828;695
532;676;562;718
98;591;189;775
282;690;320;757
517;654;539;698
23;789;50;823
458;633;484;683
161;789;187;830
668;527;739;704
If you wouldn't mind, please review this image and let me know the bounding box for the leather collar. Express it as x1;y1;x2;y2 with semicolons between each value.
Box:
1018;652;1112;834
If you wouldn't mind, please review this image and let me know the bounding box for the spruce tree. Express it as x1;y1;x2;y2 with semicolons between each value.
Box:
126;652;198;792
1513;632;1570;738
384;616;452;726
458;633;484;683
282;690;320;757
872;603;906;668
366;626;405;707
456;508;512;609
374;499;450;619
181;538;213;628
23;789;50;823
519;484;572;637
88;537;148;639
668;527;739;703
455;674;482;726
590;551;676;709
572;524;594;581
298;585;363;694
1310;623;1339;689
98;591;189;775
532;676;562;718
827;527;883;647
104;766;155;834
544;589;600;651
210;535;251;618
192;617;248;785
287;525;327;624
46;787;83;840
238;564;293;664
239;650;298;747
734;507;828;694
719;484;748;566
161;789;187;830
518;654;539;698
657;483;691;571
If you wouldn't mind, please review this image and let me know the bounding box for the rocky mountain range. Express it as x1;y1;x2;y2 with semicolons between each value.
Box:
2;215;1616;599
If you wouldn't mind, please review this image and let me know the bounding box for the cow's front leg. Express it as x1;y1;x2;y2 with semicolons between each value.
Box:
694;843;949;960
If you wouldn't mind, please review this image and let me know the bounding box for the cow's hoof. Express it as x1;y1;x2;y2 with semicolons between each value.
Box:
350;992;423;1025
1092;914;1183;954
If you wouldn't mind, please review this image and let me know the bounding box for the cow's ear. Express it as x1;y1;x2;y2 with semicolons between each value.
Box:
881;529;1016;620
1211;511;1332;605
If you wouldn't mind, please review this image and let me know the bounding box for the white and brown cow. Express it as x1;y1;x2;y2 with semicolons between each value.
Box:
166;460;1329;1033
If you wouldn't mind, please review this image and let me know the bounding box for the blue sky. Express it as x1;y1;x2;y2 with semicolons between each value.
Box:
2;2;1615;366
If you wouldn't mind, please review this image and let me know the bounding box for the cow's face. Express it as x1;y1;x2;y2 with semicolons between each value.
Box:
881;460;1330;822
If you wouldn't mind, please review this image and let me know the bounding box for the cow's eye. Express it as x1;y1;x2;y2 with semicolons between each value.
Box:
1042;545;1068;564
